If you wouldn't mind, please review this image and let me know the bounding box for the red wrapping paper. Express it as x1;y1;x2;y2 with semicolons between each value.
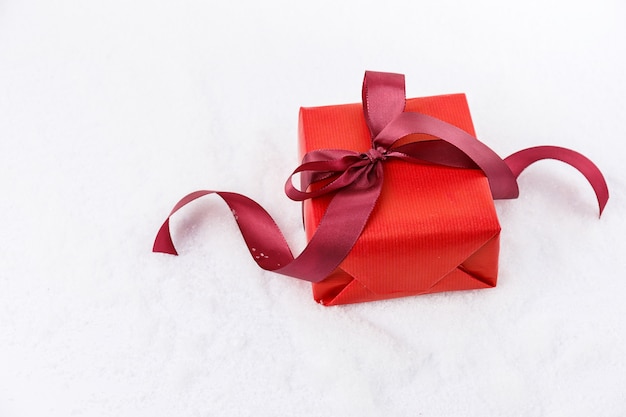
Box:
299;94;501;305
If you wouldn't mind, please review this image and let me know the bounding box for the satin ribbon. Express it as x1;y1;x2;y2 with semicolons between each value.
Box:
154;71;609;283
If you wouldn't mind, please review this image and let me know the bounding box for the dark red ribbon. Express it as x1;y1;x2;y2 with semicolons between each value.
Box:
153;71;609;283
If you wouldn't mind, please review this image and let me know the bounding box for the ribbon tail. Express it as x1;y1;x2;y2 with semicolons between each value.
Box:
154;218;178;255
504;146;609;216
153;176;383;283
153;190;295;269
278;173;383;282
375;112;520;200
154;190;220;255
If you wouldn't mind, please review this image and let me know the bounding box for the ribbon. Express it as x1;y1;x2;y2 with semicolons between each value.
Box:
505;146;608;215
154;71;609;283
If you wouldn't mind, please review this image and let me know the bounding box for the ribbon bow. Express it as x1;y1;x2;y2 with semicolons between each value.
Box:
286;72;524;203
154;71;609;283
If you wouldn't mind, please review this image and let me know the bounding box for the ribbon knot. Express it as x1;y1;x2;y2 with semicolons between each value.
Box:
284;146;386;202
362;147;387;163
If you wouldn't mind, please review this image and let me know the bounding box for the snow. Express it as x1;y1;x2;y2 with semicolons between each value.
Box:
1;0;625;415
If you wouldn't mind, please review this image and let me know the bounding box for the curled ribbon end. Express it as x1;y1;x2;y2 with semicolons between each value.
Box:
504;146;609;218
153;218;179;255
598;191;609;218
593;172;609;218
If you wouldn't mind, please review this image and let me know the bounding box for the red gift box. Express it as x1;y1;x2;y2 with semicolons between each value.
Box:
153;71;608;306
299;95;501;305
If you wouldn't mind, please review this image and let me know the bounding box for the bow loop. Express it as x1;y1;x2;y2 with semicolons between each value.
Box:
285;147;386;201
362;71;406;137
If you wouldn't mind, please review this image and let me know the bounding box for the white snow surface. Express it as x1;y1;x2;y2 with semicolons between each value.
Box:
1;1;625;416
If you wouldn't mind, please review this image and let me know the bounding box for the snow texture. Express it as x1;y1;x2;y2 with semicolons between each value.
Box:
1;1;625;416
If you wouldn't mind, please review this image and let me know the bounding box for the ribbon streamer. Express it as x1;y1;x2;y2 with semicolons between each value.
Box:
154;71;609;283
505;146;608;215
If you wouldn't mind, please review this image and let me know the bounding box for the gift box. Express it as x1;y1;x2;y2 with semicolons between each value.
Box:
153;71;608;307
299;95;501;305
